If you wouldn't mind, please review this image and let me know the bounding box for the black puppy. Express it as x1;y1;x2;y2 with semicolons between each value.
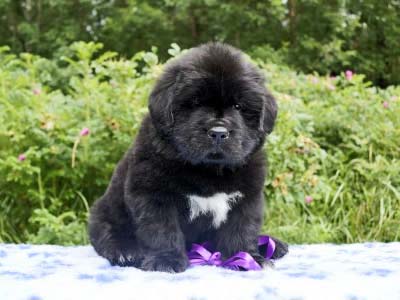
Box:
89;42;288;272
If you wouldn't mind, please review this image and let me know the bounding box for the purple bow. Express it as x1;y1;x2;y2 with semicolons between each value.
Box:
187;235;276;271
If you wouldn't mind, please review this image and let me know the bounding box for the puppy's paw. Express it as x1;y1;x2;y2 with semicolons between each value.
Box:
271;237;289;259
141;251;188;273
104;250;138;267
251;253;266;267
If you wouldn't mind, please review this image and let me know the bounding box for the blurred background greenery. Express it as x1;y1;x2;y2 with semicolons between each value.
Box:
1;0;400;87
0;1;399;245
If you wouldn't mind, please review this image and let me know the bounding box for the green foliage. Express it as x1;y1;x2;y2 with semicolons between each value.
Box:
0;1;399;86
261;63;400;243
0;42;158;244
0;42;399;245
28;208;88;245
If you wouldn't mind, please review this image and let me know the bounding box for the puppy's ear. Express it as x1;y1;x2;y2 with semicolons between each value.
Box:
251;70;278;134
148;72;182;136
259;91;278;134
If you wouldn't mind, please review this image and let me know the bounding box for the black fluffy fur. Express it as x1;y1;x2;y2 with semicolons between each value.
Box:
89;42;288;272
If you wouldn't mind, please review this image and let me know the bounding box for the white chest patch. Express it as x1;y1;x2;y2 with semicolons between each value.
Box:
187;191;243;228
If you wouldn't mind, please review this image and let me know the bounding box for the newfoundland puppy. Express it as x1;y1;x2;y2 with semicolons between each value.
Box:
89;42;288;272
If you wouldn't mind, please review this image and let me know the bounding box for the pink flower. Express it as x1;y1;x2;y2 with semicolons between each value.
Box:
305;195;313;204
80;127;90;136
110;80;118;88
383;101;389;109
311;76;318;84
18;154;26;161
345;70;353;80
327;83;335;91
33;88;41;95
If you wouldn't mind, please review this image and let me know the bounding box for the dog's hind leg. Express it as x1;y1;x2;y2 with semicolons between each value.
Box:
88;197;143;267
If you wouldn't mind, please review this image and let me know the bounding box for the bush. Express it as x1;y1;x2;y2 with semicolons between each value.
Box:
0;42;157;244
0;42;399;245
261;64;400;243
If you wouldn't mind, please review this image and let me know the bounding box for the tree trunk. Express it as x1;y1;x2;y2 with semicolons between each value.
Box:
189;7;199;42
288;0;297;46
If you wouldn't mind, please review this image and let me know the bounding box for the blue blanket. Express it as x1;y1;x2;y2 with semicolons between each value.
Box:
1;242;399;300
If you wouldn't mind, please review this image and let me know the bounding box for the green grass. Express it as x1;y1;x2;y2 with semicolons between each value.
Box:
0;42;399;245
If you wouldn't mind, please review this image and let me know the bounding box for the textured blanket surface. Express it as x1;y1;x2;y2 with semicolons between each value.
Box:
0;242;399;300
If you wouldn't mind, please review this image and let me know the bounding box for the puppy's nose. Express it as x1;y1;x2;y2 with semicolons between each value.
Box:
207;126;229;143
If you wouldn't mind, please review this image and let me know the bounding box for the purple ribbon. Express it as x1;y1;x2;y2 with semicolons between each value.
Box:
187;243;223;267
187;235;276;271
258;235;276;260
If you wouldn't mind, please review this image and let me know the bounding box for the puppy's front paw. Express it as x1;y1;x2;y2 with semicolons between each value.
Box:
271;238;289;259
251;253;273;268
141;251;189;273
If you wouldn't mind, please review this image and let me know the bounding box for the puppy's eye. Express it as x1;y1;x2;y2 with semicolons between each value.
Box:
233;104;241;110
183;98;200;109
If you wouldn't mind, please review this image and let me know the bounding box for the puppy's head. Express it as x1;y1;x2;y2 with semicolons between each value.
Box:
149;42;277;166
